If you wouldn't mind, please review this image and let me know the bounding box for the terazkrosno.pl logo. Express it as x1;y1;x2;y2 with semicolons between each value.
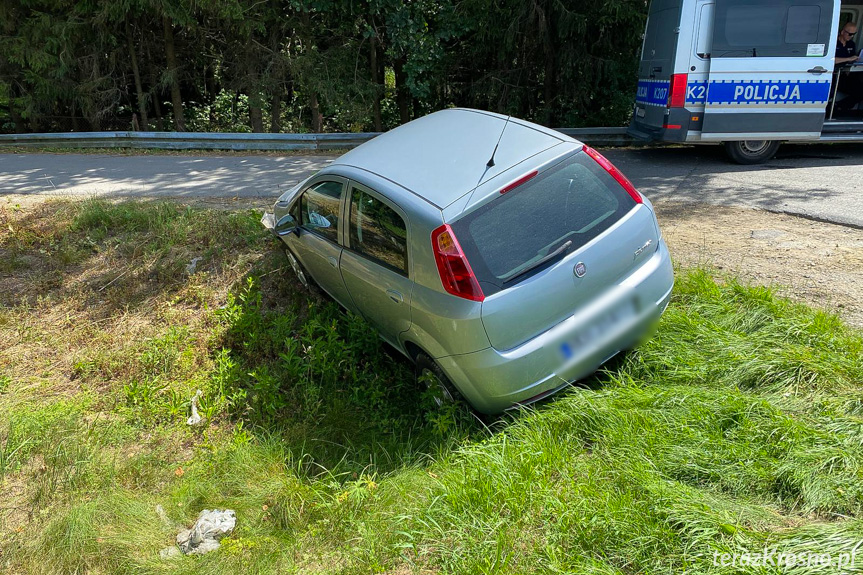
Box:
711;541;863;571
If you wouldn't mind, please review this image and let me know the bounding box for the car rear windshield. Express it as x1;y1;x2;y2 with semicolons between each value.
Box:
451;150;637;294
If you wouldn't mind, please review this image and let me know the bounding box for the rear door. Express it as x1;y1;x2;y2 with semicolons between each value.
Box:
339;181;413;348
630;0;684;137
700;0;838;141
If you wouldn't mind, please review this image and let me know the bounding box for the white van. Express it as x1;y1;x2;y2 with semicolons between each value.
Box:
629;0;863;163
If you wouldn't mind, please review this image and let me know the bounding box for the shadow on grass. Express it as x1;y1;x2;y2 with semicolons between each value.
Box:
210;236;487;479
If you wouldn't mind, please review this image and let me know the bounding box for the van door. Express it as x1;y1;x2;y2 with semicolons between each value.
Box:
700;0;838;141
630;0;684;139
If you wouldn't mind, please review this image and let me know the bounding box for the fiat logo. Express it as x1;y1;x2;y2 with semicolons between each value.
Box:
574;262;587;278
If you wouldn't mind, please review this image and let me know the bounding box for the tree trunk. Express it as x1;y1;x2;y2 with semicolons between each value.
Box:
370;31;383;132
542;4;557;127
145;43;165;131
125;18;148;129
162;16;185;131
248;91;264;132
270;92;282;132
393;57;410;124
309;92;322;132
9;84;26;133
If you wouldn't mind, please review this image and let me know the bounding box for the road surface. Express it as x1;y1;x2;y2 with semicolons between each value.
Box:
1;143;862;227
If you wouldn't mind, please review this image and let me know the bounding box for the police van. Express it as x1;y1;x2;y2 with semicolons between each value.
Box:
629;0;863;163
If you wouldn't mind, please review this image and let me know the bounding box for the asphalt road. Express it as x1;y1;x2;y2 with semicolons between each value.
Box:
2;143;862;227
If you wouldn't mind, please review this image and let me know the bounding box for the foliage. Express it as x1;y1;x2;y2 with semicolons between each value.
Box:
0;0;648;133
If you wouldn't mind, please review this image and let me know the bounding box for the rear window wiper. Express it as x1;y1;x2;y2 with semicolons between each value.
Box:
501;240;573;284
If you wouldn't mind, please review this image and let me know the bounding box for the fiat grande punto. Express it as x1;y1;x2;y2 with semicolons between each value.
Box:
263;109;674;414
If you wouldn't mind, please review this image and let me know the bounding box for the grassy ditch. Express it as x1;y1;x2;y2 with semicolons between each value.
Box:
1;198;862;574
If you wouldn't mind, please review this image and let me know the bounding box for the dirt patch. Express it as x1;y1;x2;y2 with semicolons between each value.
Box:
655;202;863;328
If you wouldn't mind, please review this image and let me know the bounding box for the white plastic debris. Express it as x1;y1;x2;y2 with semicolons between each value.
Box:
176;509;237;555
185;257;203;275
187;390;203;425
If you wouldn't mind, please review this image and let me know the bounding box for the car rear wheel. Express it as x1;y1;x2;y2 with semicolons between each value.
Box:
416;353;461;407
723;140;781;165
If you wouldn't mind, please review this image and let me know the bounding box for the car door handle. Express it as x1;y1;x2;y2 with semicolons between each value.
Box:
327;256;338;268
386;289;403;303
808;66;828;74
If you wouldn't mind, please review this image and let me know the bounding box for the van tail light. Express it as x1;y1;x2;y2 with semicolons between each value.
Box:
668;73;687;108
431;224;484;302
582;146;643;204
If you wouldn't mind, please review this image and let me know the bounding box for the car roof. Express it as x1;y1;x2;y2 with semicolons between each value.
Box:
330;108;569;209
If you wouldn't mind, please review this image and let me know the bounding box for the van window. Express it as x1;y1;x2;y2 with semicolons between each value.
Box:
300;180;342;243
713;0;832;58
695;3;715;57
785;6;820;43
349;187;408;275
452;151;636;293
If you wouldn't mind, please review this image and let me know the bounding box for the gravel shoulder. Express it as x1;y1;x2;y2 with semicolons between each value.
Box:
654;201;863;328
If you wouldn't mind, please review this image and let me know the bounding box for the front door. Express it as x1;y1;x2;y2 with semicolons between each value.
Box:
289;177;357;312
700;0;838;141
339;182;413;348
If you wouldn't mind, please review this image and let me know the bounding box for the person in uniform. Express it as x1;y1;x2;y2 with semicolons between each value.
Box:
835;22;863;111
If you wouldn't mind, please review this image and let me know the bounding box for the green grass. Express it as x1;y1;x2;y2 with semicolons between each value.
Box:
1;199;862;574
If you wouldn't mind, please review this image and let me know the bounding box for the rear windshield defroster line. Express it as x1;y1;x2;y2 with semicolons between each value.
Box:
450;150;637;297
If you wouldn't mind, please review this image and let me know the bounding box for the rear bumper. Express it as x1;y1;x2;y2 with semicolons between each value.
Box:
438;239;674;414
629;109;693;143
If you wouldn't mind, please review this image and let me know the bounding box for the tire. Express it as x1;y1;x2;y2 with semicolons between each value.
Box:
415;353;462;407
284;248;315;292
723;140;781;165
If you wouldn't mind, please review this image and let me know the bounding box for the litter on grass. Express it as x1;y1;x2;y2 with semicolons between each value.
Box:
187;389;203;425
176;509;237;555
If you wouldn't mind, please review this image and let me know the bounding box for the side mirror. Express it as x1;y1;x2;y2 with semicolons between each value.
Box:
274;214;299;237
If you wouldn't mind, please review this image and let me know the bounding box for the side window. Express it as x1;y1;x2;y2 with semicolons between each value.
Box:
713;0;833;58
695;3;714;58
300;180;343;243
785;6;820;44
349;187;408;275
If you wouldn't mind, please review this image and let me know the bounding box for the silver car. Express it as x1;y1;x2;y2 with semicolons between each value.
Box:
263;109;674;414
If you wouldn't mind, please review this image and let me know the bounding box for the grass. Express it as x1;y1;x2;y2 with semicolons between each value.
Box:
1;198;862;574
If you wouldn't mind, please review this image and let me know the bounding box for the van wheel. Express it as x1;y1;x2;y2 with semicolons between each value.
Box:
723;140;781;164
416;353;462;407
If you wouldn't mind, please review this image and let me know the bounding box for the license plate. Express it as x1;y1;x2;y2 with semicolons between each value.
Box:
636;107;646;118
560;298;638;360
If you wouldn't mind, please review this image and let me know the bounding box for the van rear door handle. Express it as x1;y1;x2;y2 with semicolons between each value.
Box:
386;289;403;303
807;66;828;74
327;256;338;268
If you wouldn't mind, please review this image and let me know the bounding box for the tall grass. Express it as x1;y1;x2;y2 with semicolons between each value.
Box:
2;200;862;574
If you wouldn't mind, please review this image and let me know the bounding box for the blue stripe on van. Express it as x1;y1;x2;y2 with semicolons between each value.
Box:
685;81;708;104
636;79;671;107
705;80;830;105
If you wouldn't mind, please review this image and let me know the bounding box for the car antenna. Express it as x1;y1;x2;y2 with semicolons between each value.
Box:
486;115;511;168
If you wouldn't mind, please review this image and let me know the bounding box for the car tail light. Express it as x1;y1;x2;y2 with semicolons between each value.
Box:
583;146;643;204
431;224;484;302
669;73;687;108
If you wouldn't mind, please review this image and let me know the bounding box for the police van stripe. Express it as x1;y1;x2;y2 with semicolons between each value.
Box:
683;79;829;106
636;79;671;107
